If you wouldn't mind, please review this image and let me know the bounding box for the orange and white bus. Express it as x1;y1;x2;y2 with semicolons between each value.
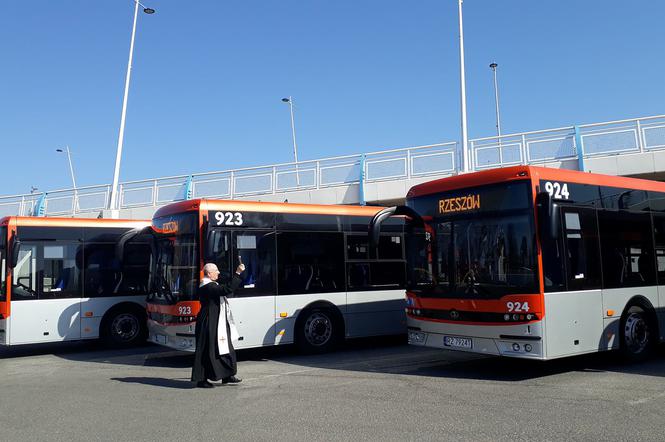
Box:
370;165;665;360
145;199;407;353
0;217;151;347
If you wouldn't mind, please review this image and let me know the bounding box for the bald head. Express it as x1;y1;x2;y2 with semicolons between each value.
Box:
203;263;220;280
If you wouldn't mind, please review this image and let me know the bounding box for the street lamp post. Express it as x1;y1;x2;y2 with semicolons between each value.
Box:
457;0;470;173
489;62;501;138
108;1;155;215
57;146;78;213
56;146;77;190
281;96;300;185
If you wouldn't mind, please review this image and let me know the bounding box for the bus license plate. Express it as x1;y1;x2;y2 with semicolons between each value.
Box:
444;336;472;349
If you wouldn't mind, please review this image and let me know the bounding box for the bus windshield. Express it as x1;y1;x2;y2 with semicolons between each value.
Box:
0;226;6;301
406;181;538;298
149;214;199;304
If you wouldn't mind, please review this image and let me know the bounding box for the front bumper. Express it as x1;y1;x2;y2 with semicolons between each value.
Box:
148;320;196;352
407;317;544;359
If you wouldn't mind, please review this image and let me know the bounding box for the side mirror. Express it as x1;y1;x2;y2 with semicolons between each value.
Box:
535;191;560;240
369;205;424;258
115;226;154;265
9;239;21;269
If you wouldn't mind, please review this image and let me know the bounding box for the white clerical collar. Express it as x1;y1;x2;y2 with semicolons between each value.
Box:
200;277;217;287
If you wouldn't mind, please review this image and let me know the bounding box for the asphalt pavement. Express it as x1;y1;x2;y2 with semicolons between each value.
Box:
1;338;664;442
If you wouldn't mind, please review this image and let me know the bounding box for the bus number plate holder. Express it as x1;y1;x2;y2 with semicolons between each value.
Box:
443;336;472;349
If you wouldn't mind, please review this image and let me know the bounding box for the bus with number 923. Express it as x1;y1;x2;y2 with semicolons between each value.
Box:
143;199;408;353
370;165;665;360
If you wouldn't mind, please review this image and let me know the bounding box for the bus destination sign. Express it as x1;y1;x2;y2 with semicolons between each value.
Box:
438;194;481;214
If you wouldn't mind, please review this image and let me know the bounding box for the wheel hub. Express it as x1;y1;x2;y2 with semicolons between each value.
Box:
304;313;332;346
112;313;139;342
624;312;649;354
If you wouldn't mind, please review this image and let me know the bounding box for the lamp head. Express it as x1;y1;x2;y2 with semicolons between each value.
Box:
281;98;291;103
489;62;498;70
56;149;64;153
143;7;155;14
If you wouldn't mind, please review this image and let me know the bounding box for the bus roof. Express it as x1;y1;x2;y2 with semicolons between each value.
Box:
153;199;387;219
0;216;150;229
407;165;665;198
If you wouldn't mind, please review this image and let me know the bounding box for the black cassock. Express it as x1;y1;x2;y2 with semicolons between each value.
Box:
191;275;242;383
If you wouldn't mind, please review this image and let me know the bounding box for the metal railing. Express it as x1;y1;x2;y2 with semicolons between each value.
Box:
3;114;665;217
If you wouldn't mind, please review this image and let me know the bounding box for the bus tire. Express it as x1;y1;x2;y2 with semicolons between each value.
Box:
619;304;655;362
295;307;343;354
100;304;147;348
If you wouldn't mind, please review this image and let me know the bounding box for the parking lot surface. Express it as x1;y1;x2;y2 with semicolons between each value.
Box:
1;338;664;442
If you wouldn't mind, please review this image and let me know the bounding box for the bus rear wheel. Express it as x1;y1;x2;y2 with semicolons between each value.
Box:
101;307;147;348
295;308;341;354
619;305;655;362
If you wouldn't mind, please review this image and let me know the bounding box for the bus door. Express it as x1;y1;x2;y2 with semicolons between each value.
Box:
0;226;7;345
545;206;603;356
9;241;82;344
210;229;276;348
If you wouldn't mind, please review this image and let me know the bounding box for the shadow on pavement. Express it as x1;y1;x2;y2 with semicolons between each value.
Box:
111;377;194;390
4;334;665;382
233;335;665;382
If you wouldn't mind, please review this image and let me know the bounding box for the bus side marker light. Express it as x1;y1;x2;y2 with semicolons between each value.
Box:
278;330;285;336
84;312;93;317
607;310;614;317
279;312;288;318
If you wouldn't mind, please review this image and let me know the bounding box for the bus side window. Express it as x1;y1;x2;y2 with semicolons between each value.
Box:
121;243;151;295
82;243;120;297
651;214;665;284
277;232;344;295
11;244;38;300
206;229;231;279
540;226;565;292
346;234;405;290
12;242;81;300
598;210;655;288
232;231;275;297
562;208;601;290
40;244;81;299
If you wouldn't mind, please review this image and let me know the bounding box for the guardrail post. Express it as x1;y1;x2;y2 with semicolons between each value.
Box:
498;138;504;167
272;166;277;194
359;153;366;206
406;149;412;178
316;161;321;189
521;134;527;165
230;171;235;198
151;181;157;207
574;125;585;172
636;119;645;153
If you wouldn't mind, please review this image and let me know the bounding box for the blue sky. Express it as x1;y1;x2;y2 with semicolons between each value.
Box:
1;0;664;196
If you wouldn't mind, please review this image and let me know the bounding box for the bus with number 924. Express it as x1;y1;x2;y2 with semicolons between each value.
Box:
370;165;665;361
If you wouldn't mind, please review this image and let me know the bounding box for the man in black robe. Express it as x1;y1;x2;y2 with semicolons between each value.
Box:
191;262;245;388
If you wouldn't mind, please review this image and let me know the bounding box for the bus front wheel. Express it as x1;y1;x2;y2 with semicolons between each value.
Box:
295;308;342;354
101;306;147;347
619;305;655;362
